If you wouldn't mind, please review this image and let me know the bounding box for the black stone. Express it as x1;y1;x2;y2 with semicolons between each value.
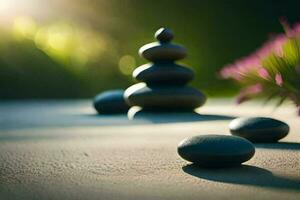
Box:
177;135;255;168
93;90;129;114
124;83;206;110
155;27;174;43
133;62;194;85
229;117;289;143
139;42;187;62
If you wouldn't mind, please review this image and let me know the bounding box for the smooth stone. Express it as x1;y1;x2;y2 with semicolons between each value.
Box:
177;135;255;168
139;42;187;61
133;63;194;85
155;28;174;43
229;117;289;143
93;90;130;114
124;83;206;110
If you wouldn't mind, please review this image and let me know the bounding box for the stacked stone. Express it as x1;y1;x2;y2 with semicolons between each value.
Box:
124;28;206;118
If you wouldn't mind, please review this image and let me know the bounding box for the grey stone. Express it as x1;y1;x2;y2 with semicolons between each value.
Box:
177;135;255;168
124;83;206;110
139;42;187;62
155;27;174;43
133;62;194;85
93;90;129;114
229;117;289;143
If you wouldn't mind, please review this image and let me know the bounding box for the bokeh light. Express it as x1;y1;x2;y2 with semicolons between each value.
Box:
13;16;37;40
11;17;112;70
118;55;136;75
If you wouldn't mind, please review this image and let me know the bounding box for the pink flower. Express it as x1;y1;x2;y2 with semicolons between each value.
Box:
280;17;300;38
293;23;300;36
220;54;262;81
220;20;300;116
275;73;283;86
220;34;287;81
258;68;270;79
256;34;286;57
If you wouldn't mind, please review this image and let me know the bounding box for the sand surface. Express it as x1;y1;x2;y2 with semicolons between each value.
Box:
0;99;299;200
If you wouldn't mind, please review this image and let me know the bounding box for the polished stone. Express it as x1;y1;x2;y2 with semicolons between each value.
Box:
229;117;289;143
177;135;255;168
139;42;187;62
133;62;194;85
155;27;174;43
124;83;206;110
93;90;129;114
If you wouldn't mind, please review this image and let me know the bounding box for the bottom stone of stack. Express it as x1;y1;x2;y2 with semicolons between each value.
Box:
124;83;206;110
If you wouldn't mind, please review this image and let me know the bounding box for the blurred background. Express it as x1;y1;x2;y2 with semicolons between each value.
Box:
1;0;300;99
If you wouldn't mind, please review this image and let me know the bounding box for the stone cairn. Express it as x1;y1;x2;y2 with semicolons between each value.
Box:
124;28;206;119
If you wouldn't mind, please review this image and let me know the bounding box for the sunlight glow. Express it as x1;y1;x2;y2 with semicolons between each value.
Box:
31;20;110;68
118;55;136;75
0;0;115;70
47;29;70;52
0;0;47;26
13;16;37;40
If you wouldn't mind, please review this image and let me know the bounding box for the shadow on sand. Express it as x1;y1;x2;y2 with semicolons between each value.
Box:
83;112;235;124
0;112;235;141
126;111;235;123
255;142;300;151
182;164;300;190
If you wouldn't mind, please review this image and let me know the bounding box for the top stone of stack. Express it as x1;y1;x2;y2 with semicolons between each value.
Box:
155;28;174;42
139;28;187;62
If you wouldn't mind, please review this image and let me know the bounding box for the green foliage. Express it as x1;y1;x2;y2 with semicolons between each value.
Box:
1;0;300;99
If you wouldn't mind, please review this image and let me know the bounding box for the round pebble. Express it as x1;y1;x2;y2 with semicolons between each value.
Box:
177;135;255;168
133;63;194;85
229;117;289;143
93;90;130;114
155;27;174;43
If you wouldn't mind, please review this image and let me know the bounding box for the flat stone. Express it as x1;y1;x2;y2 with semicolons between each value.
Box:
229;117;289;143
133;62;194;85
139;42;187;61
93;90;129;114
177;135;255;168
124;83;206;110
